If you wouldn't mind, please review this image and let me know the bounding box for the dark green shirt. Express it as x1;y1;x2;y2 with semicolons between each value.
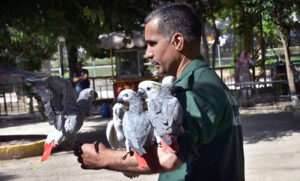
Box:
159;57;244;181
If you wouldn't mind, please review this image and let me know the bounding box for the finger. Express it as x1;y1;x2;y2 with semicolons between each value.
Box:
81;164;87;169
94;141;100;153
77;157;83;163
73;142;83;156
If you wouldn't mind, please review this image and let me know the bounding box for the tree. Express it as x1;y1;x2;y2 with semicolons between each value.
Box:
0;0;153;78
243;0;300;106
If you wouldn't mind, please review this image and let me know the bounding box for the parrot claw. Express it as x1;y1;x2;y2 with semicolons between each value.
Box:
121;151;133;160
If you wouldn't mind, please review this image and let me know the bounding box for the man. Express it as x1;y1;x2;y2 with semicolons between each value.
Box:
74;3;244;181
73;62;90;95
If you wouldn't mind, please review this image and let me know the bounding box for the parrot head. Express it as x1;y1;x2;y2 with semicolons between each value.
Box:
138;80;161;101
77;88;97;101
117;89;137;104
113;103;125;120
162;76;176;92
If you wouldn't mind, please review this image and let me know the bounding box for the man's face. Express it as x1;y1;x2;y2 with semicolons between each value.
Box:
76;64;82;70
144;18;180;76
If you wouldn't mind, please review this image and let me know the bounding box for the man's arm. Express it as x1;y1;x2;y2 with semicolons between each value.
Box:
75;142;183;174
73;71;88;83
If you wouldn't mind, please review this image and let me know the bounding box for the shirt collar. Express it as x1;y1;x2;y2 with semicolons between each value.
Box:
175;56;209;83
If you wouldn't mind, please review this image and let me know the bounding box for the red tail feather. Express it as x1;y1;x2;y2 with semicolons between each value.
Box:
133;151;148;170
41;140;56;162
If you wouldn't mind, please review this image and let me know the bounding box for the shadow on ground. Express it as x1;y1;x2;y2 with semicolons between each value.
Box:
0;173;18;181
242;112;300;144
0;113;45;128
0;135;46;146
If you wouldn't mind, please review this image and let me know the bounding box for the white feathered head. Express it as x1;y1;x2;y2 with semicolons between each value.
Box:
137;80;161;101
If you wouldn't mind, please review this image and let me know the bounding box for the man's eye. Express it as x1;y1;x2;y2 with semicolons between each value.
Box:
148;41;156;47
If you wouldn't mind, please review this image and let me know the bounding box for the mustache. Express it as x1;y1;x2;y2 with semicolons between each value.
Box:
151;59;159;65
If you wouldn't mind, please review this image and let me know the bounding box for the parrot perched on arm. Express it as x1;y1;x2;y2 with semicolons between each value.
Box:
26;76;96;161
139;76;183;154
117;89;154;170
106;103;141;178
138;80;162;145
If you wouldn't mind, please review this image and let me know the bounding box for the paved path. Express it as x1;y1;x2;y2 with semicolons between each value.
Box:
1;104;300;181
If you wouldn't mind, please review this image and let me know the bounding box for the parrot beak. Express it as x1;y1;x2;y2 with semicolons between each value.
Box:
137;89;147;99
116;96;123;103
41;140;57;162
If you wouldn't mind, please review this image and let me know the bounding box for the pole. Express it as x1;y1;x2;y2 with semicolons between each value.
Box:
92;57;96;77
217;45;221;66
58;43;64;77
110;48;114;78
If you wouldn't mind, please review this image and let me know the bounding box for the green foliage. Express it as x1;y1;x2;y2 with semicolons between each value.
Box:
0;0;154;72
0;25;57;71
262;20;280;45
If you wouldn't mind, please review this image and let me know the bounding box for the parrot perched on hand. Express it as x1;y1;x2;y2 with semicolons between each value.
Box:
26;76;97;161
140;76;183;154
106;103;141;178
106;103;126;150
117;89;154;170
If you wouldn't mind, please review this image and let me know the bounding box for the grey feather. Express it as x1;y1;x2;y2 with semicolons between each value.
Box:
26;76;96;147
117;89;153;157
146;76;184;146
26;76;77;130
106;103;126;150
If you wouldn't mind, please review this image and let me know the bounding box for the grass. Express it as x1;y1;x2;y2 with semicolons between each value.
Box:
52;66;114;78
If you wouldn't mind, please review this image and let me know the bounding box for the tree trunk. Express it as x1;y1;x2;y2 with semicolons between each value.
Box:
66;43;78;82
257;14;266;82
257;15;265;64
274;11;299;106
211;13;220;69
232;9;237;62
198;0;210;65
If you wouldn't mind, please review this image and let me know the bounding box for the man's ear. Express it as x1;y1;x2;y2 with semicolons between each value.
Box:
171;33;184;51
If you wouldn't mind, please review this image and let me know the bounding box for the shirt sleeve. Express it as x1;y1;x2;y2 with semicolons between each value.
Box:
175;69;227;163
83;69;89;76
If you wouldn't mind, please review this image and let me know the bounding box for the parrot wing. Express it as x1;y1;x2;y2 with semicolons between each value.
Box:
106;120;118;150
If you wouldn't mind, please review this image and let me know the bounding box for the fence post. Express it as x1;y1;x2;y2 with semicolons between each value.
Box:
92;78;95;91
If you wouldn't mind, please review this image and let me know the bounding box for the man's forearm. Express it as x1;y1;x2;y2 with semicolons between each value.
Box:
79;143;183;174
104;147;182;174
73;75;87;83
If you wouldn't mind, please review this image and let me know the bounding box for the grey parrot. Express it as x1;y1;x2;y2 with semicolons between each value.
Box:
138;80;162;144
106;103;126;150
26;76;77;131
25;76;96;161
117;89;154;170
106;103;141;178
138;76;183;153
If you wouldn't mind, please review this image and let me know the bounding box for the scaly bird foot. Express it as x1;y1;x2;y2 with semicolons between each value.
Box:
121;150;133;160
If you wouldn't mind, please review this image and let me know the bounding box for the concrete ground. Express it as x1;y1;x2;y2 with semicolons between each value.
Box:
1;103;300;181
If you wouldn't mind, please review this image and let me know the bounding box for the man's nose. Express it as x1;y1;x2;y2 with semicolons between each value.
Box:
144;48;153;59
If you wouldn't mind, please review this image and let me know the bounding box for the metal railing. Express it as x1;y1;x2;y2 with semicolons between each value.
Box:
1;62;300;116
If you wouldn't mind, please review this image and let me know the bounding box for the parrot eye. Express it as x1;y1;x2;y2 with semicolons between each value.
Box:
146;87;151;91
124;93;128;97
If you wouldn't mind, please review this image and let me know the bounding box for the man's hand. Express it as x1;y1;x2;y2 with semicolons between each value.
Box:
74;141;108;169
